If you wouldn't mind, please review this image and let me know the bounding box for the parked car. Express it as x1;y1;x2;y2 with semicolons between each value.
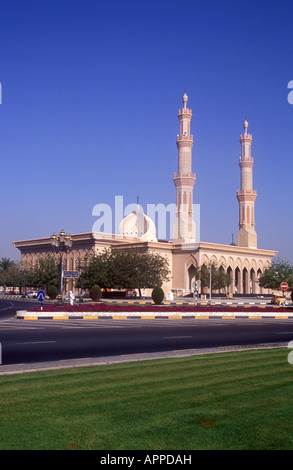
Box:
27;291;38;298
271;295;286;306
125;289;137;298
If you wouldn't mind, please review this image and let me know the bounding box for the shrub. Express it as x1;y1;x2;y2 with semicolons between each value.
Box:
152;286;164;304
90;285;102;301
47;285;58;300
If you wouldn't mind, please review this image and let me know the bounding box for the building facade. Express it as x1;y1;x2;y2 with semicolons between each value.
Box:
13;93;277;296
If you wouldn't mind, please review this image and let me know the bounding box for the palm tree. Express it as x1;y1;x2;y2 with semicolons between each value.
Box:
0;257;15;271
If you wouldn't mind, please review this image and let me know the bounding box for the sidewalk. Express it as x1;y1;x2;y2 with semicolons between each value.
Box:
0;342;287;376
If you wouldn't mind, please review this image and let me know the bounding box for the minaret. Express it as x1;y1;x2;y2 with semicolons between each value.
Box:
236;118;257;248
173;92;196;242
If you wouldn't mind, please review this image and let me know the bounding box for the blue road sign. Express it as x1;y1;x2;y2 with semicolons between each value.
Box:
63;270;79;278
37;290;46;302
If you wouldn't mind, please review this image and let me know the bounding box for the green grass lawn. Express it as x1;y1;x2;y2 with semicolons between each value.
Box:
1;348;293;450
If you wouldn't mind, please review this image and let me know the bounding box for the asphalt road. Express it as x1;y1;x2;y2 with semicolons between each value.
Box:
1;299;293;373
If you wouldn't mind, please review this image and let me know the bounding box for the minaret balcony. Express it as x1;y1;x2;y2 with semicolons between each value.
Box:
236;189;257;202
176;135;194;146
174;172;196;186
178;108;192;117
239;156;254;165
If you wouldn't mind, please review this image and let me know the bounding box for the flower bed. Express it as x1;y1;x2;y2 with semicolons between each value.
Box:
28;302;293;313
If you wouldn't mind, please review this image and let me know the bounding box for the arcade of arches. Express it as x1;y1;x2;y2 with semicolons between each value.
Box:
186;254;271;295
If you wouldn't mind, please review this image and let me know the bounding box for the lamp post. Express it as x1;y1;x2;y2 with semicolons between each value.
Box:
77;257;85;303
209;261;212;302
50;229;73;301
20;263;28;298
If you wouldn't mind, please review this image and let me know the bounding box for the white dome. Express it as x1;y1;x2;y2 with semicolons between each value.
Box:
119;205;157;242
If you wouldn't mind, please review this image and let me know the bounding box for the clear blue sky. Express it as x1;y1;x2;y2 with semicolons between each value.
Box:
0;0;292;262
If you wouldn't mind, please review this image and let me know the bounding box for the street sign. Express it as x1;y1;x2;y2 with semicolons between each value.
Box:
280;282;288;291
63;270;79;278
37;290;46;302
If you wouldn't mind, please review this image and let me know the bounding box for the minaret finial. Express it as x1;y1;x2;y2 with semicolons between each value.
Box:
243;116;248;135
182;90;188;109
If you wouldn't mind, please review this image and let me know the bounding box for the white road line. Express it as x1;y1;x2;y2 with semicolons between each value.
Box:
0;302;14;311
275;332;293;335
16;341;57;345
163;336;194;339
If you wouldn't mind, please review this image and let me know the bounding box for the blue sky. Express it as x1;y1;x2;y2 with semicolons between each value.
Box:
0;0;292;262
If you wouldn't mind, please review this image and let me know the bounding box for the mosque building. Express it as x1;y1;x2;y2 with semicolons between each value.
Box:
12;93;277;296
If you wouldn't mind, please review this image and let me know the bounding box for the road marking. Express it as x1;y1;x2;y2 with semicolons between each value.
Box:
163;336;193;339
16;341;56;345
275;331;293;334
0;302;14;311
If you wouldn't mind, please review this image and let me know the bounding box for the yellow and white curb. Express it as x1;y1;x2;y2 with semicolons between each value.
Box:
15;310;293;320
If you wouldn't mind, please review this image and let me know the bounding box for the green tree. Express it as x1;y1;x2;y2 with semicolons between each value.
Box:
214;265;231;292
113;250;170;296
195;263;231;293
81;248;171;297
0;262;23;290
78;249;114;290
0;257;15;271
28;254;60;291
197;264;209;291
259;258;293;291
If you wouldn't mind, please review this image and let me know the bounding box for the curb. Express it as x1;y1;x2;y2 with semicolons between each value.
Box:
15;311;293;320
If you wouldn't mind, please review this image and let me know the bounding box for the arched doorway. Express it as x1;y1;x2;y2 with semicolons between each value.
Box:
187;264;197;292
250;268;256;294
243;267;248;294
257;268;263;295
235;267;241;294
227;266;233;293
